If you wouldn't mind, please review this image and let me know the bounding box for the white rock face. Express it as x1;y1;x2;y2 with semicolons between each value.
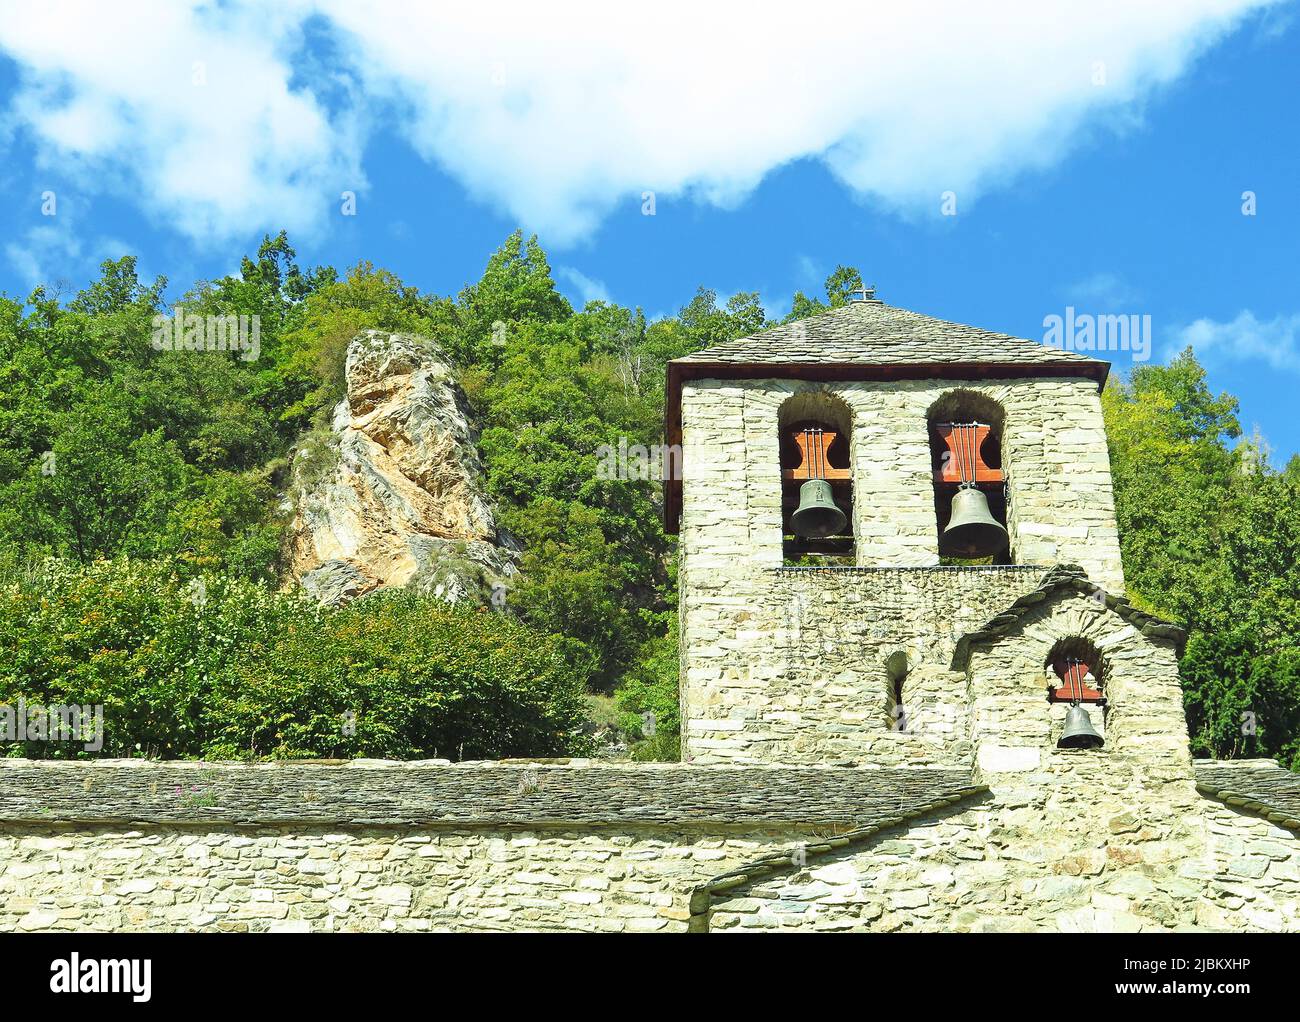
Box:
287;330;516;605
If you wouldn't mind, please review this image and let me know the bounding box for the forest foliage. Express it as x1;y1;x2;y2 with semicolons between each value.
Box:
0;231;1297;768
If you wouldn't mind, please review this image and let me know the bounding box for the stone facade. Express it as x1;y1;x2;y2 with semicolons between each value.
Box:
676;374;1125;766
0;761;1295;933
677;377;1123;587
0;823;771;933
708;765;1300;933
0;760;980;933
3;300;1297;933
663;300;1299;933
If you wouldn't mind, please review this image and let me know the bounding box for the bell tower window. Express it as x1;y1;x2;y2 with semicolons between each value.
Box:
926;392;1010;565
779;393;854;564
1046;639;1105;703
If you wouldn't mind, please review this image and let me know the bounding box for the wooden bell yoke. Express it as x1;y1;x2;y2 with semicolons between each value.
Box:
782;427;851;481
783;423;1002;484
1050;658;1104;703
935;422;1003;485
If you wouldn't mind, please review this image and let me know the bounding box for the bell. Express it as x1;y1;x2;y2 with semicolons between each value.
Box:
941;483;1009;558
1058;704;1104;749
791;479;847;538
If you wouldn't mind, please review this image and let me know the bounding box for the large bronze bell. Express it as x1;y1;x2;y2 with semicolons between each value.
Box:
1058;704;1104;749
941;482;1008;558
791;479;847;538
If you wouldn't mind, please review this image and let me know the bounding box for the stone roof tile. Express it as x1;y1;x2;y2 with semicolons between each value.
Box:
673;300;1106;370
0;760;981;829
1195;760;1300;832
952;564;1186;668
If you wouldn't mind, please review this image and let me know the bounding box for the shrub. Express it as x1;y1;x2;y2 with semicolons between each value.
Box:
0;559;591;760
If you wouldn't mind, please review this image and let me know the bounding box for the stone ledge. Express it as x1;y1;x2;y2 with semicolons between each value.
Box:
770;565;1045;575
0;761;982;830
1195;760;1300;832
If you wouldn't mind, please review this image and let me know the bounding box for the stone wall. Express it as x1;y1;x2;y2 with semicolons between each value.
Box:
965;591;1190;775
706;767;1300;933
1197;801;1300;932
2;759;1294;933
0;823;772;933
678;564;1046;765
677;373;1126;767
0;760;979;933
678;376;1123;590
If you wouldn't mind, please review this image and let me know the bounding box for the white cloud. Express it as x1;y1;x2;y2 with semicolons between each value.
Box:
555;267;610;307
0;0;363;244
0;0;1280;248
1174;310;1300;371
1064;272;1141;308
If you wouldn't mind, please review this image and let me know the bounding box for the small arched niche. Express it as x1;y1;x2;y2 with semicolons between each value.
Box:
926;390;1010;565
885;650;910;731
1044;637;1106;704
778;392;854;563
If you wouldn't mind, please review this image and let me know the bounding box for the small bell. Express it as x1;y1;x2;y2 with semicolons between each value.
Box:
941;482;1008;558
1058;704;1104;749
791;479;847;538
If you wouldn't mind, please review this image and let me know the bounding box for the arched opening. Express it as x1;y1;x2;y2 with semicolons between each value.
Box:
1044;637;1105;703
779;393;854;563
926;390;1010;565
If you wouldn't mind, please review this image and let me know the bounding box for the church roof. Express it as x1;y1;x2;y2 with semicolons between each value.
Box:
1195;761;1300;832
0;759;981;830
673;298;1108;372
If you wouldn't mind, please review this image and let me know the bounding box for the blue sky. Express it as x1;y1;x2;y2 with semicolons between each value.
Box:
1;2;1297;457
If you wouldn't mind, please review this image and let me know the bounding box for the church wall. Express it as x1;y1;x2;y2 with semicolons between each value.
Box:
0;760;968;933
707;771;1300;933
677;563;1044;766
699;600;1300;933
0;822;774;933
5;771;1291;934
679;376;1124;592
1196;801;1300;932
677;374;1127;767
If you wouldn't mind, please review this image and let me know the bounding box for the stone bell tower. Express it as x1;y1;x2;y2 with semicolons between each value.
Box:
664;290;1187;772
659;292;1300;932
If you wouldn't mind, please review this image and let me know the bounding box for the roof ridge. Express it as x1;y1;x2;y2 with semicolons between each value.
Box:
951;565;1186;669
672;298;1108;370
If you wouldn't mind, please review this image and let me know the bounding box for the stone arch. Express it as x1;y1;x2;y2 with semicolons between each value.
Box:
963;591;1184;758
777;390;854;561
925;389;1009;563
1043;635;1106;703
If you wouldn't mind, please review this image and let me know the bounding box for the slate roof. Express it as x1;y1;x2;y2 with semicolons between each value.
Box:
952;564;1187;669
673;299;1107;371
1195;760;1300;832
0;760;982;829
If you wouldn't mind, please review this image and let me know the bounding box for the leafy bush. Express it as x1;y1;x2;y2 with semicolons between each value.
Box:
613;626;681;761
0;559;590;760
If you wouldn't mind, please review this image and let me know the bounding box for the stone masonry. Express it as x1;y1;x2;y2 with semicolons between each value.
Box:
3;297;1297;932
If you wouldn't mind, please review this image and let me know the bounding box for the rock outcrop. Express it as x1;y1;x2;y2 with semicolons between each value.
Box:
286;330;516;605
